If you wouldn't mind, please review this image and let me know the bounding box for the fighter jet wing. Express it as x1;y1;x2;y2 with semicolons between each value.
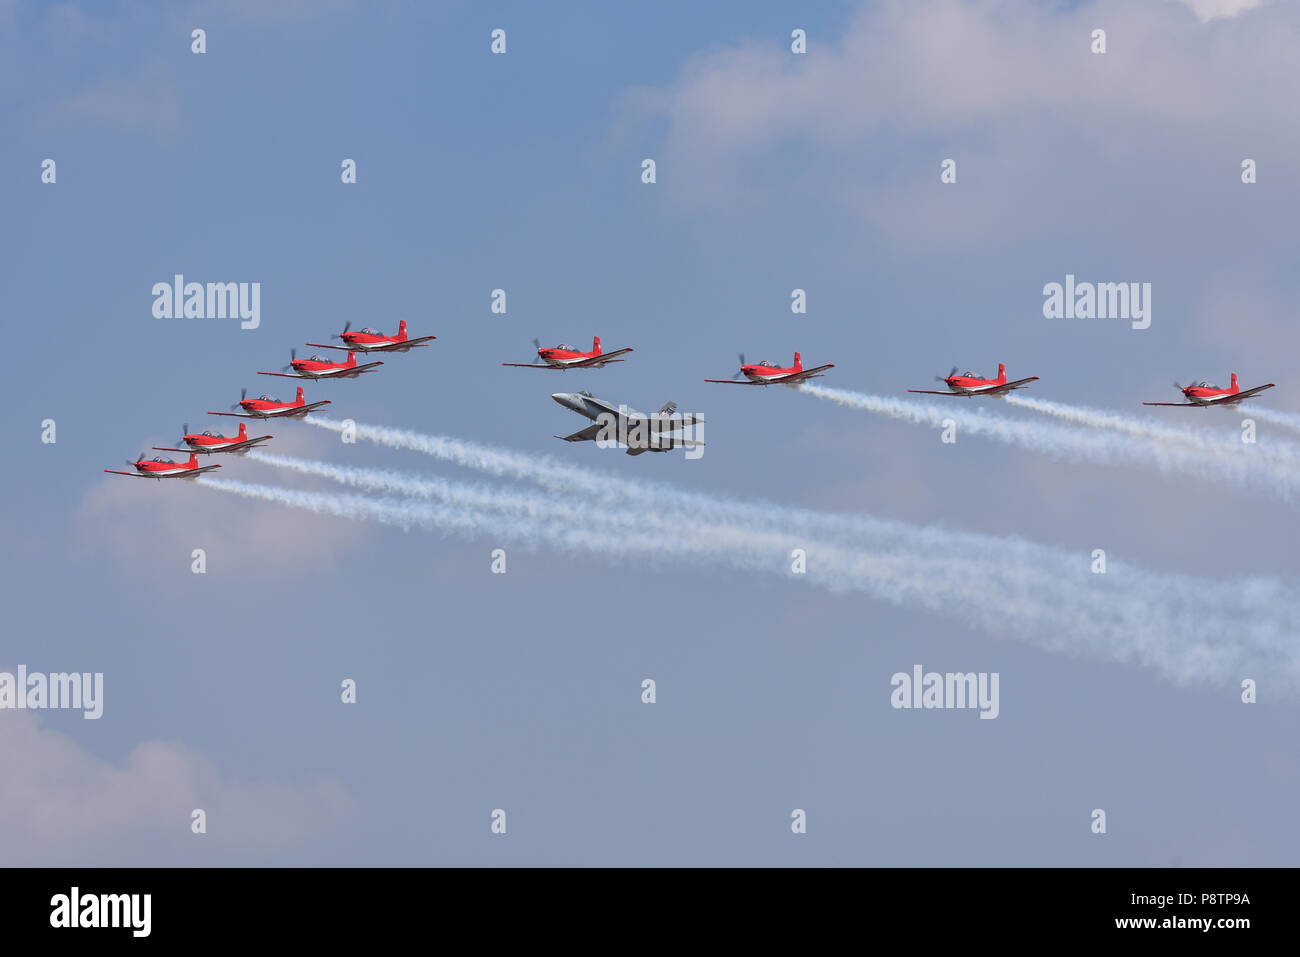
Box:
555;424;605;443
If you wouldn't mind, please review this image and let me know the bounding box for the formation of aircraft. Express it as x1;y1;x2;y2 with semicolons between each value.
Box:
503;336;633;370
307;320;436;354
705;352;835;386
104;452;222;480
102;323;1285;478
551;391;705;455
908;363;1039;397
103;322;434;479
1142;373;1276;407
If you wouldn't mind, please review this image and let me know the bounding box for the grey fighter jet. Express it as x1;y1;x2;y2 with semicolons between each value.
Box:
551;391;705;456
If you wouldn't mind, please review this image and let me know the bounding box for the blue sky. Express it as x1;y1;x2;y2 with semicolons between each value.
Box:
2;0;1299;865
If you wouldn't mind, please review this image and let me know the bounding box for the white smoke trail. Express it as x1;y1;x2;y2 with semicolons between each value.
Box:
800;383;1300;502
1244;406;1300;434
301;416;791;529
1004;393;1224;444
200;475;1300;693
1004;393;1300;485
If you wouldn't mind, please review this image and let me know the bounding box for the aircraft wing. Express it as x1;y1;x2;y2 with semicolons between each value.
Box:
555;424;604;443
151;436;270;454
303;342;354;352
1141;400;1196;406
103;469;147;478
366;336;436;352
704;378;764;384
291;400;332;415
906;389;964;396
570;348;633;367
353;360;385;373
1213;383;1276;403
649;413;704;428
502;362;556;369
985;376;1039;394
257;371;308;379
206;411;257;418
229;436;273;450
185;464;223;476
781;364;835;383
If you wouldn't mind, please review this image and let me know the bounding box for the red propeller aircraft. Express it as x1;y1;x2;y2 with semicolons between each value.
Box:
208;386;331;419
104;452;222;480
502;336;633;370
1143;373;1276;407
306;320;435;354
152;421;272;455
908;363;1038;397
258;348;383;380
704;352;834;386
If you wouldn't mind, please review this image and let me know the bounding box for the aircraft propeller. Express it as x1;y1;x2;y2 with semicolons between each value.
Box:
229;387;247;410
731;353;747;379
936;365;958;383
282;348;298;372
332;321;353;340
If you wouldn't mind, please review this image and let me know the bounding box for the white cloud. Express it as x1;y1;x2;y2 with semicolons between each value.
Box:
1178;0;1271;23
0;709;353;864
55;64;181;138
627;0;1300;247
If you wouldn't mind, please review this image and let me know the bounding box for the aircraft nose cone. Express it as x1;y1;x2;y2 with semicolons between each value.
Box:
552;392;579;411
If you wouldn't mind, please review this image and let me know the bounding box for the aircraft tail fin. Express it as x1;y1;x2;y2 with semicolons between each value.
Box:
997;362;1006;382
237;422;247;438
793;351;802;371
1231;372;1239;390
658;400;678;416
295;386;305;403
593;335;601;355
398;319;408;341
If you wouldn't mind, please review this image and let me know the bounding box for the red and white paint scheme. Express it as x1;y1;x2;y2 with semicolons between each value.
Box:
208;386;331;419
502;336;633;370
152;421;272;455
306;320;435;354
704;352;834;386
258;348;383;380
908;363;1038;397
1143;373;1275;407
104;452;222;480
